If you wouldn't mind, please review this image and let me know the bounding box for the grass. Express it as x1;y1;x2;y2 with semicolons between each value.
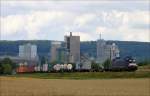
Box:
5;70;150;79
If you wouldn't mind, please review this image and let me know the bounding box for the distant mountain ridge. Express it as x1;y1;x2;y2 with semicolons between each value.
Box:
0;40;150;62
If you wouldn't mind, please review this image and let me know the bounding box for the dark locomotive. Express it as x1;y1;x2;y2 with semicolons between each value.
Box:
108;56;138;71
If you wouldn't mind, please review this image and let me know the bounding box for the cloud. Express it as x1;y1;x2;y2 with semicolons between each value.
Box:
25;11;67;39
95;10;150;42
102;10;124;28
1;15;25;35
1;11;69;40
130;10;149;24
127;10;150;29
1;0;149;17
0;1;149;42
119;26;150;42
74;13;96;27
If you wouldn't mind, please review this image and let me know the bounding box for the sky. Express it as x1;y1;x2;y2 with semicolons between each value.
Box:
0;0;150;42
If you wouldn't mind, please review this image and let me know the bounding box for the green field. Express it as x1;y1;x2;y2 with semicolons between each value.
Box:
7;71;149;79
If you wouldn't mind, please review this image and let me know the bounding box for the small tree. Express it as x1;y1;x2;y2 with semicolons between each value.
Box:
0;61;3;74
91;63;99;71
103;59;111;70
91;60;102;72
2;64;12;74
41;57;46;65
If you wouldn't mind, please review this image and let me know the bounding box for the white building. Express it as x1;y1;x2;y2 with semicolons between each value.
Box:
111;43;120;59
80;54;91;70
42;64;48;72
19;43;38;61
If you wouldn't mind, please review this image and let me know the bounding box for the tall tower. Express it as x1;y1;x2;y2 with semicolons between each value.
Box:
50;41;61;62
99;33;101;40
96;33;106;63
65;32;80;64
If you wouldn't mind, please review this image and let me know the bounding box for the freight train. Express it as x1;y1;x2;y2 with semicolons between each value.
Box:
16;56;138;73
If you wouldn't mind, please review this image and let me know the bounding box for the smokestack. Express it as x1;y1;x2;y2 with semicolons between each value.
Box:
70;32;72;36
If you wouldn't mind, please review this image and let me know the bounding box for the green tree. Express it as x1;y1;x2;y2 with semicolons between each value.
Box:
0;61;3;74
91;63;99;71
41;57;46;65
50;60;57;65
103;59;111;70
91;60;102;72
1;58;16;74
1;58;16;69
2;64;12;74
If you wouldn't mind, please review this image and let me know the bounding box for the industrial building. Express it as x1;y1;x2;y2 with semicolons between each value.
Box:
19;43;38;61
57;47;68;63
50;41;61;62
65;32;80;64
97;34;120;64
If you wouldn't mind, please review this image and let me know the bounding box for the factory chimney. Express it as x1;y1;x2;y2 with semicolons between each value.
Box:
70;32;72;36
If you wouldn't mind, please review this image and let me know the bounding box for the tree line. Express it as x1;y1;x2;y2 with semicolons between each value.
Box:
0;57;149;75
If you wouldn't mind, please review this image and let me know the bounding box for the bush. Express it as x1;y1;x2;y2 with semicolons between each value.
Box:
0;58;16;75
138;60;150;66
2;63;12;74
0;62;3;74
91;61;103;72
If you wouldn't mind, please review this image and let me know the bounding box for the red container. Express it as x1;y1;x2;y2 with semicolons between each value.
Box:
16;66;28;73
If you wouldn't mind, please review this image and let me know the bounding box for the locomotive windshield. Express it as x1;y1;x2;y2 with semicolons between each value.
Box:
124;56;136;63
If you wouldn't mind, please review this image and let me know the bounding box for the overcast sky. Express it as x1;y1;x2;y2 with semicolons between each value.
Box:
0;0;150;42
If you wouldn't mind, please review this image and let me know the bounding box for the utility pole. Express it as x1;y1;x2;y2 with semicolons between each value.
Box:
109;47;112;70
